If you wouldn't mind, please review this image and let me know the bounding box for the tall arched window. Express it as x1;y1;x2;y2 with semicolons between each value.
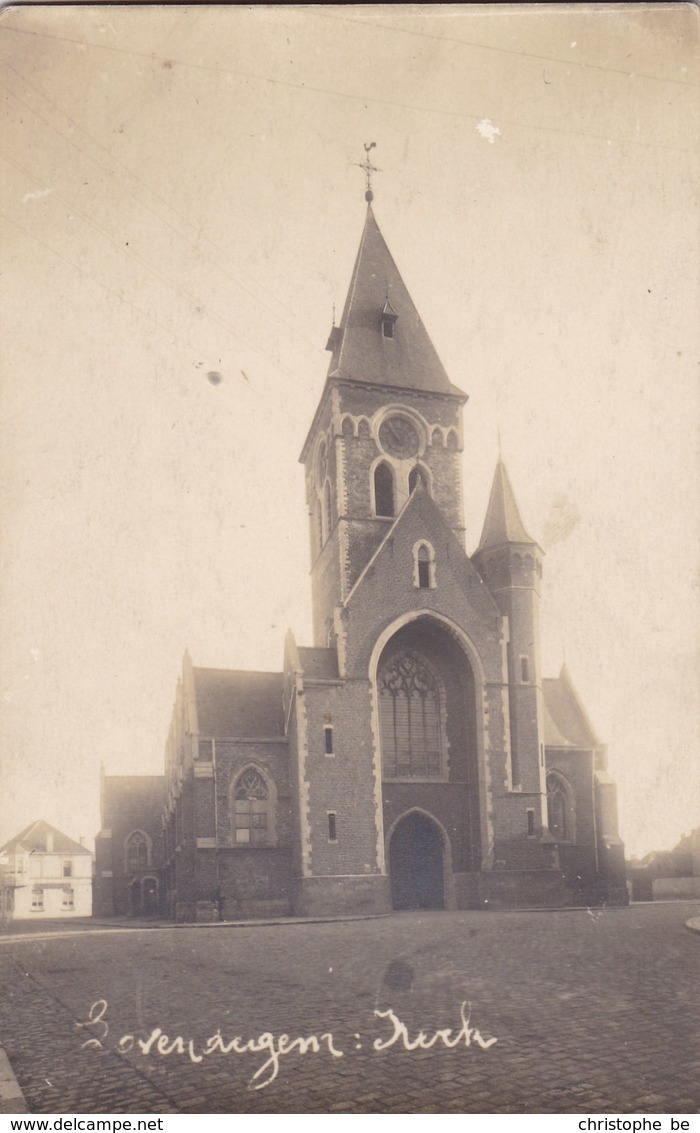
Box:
379;653;444;779
547;772;575;842
125;830;150;872
232;766;275;846
408;465;429;495
374;462;395;517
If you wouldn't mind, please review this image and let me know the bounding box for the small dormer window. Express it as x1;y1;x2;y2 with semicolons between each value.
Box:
381;300;398;339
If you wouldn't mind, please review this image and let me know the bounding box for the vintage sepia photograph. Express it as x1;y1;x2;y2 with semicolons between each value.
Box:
0;3;698;1117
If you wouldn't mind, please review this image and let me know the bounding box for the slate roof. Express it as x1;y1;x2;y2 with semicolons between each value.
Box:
326;205;465;398
298;648;340;680
193;668;285;738
0;819;90;856
477;457;535;553
543;665;600;749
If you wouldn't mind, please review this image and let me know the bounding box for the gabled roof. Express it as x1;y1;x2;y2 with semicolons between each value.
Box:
326;205;465;398
0;819;90;856
476;457;536;553
344;481;500;620
193;667;285;738
543;665;601;749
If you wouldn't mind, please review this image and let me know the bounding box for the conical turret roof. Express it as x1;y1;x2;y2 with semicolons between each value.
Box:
477;457;536;552
326;205;464;398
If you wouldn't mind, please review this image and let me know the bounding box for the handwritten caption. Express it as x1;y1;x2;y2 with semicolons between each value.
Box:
77;999;497;1090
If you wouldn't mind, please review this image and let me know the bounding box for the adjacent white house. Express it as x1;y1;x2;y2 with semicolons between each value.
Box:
0;819;92;920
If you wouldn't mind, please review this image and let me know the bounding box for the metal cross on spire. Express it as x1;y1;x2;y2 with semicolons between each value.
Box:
356;142;380;202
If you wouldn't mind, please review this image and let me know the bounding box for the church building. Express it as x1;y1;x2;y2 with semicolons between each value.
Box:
94;194;627;921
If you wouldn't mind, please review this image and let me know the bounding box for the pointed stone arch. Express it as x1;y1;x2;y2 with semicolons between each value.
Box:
124;829;151;872
385;807;454;910
368;612;490;880
372;460;396;517
547;769;576;843
229;763;278;847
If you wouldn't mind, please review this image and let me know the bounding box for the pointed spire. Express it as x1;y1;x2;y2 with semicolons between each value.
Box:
326;206;465;398
477;457;535;552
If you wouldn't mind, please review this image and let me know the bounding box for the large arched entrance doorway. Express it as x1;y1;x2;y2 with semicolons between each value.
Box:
389;811;445;909
375;615;483;912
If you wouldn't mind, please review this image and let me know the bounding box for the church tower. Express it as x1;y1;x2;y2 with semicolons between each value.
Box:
289;191;569;916
472;460;549;833
300;204;468;646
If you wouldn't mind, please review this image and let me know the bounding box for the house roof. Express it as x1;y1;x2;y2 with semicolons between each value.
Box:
0;819;90;856
543;665;601;749
193;667;285;738
297;648;339;680
326;205;465;398
476;457;535;553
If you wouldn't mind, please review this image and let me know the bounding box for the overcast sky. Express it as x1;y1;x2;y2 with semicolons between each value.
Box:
1;4;698;860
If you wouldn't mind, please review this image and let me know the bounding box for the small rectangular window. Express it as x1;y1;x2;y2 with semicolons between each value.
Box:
418;560;430;588
328;813;337;842
382;318;394;339
324;725;334;755
62;888;74;910
520;657;530;683
31;888;44;910
198;739;214;761
63;860;72;877
527;809;535;836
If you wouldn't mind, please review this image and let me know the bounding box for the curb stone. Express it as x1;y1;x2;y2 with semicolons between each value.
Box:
0;1046;28;1114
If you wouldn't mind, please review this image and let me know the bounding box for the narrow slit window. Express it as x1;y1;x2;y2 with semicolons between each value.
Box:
527;809;535;836
520;657;530;683
328;813;337;842
418;545;430;588
324;725;334;756
414;542;435;589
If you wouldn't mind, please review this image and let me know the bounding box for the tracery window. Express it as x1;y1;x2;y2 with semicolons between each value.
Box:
125;830;150;872
547;773;575;842
379;653;444;779
233;767;272;846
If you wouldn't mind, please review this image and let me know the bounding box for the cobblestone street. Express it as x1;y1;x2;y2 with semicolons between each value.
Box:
1;902;698;1114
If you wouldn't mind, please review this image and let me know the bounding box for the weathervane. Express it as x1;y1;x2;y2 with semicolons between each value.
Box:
356;142;380;202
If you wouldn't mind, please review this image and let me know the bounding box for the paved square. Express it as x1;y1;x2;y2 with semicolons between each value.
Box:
1;902;698;1113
